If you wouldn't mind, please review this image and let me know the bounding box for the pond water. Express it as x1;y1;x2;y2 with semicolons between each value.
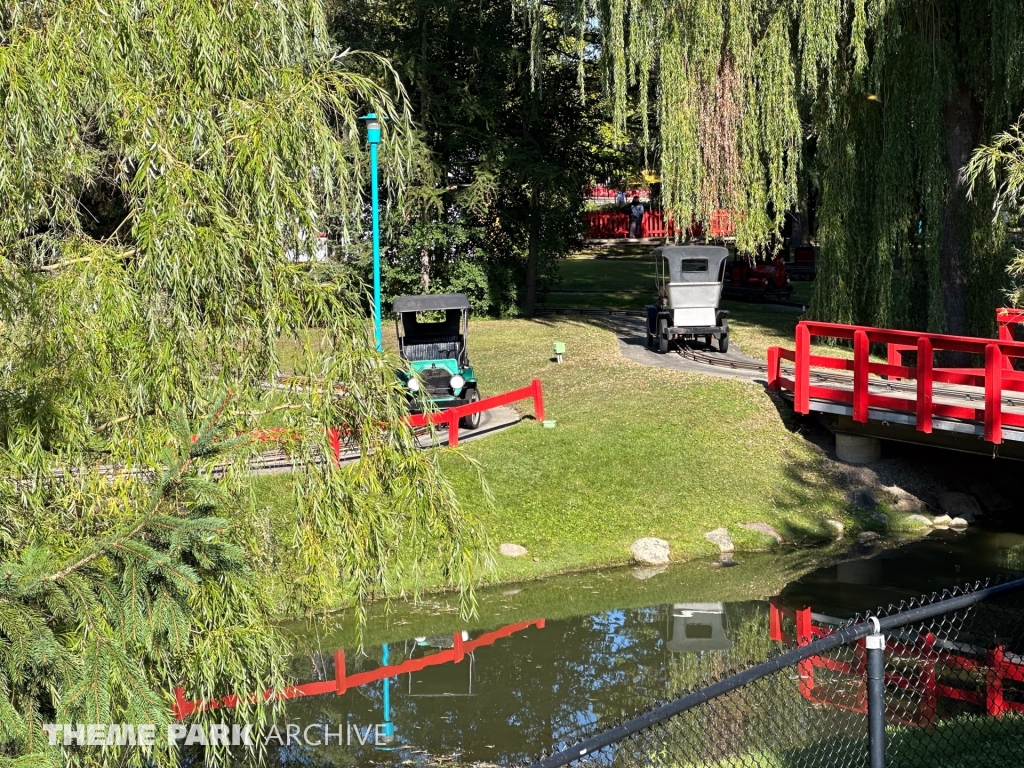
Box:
251;527;1024;767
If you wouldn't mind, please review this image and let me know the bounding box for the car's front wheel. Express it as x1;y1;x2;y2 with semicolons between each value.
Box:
459;387;482;430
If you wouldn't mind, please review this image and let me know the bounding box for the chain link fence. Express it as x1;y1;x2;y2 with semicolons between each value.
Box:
527;577;1024;768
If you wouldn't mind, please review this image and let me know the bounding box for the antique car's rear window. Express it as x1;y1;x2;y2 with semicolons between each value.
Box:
679;259;708;272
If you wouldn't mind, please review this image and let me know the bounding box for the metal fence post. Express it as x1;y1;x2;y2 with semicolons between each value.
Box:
866;625;886;768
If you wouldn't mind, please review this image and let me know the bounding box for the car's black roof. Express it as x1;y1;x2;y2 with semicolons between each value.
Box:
393;293;471;313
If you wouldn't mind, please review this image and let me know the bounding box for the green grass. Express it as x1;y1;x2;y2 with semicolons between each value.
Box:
253;316;862;595
677;715;1024;768
431;316;851;583
555;255;655;292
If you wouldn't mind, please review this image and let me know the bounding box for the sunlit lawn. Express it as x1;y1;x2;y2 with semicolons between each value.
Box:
433;316;851;583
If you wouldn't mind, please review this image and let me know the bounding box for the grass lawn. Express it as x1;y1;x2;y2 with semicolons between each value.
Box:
431;316;851;584
254;315;861;595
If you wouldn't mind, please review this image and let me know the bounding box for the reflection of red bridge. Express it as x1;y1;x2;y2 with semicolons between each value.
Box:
769;599;1024;723
172;619;545;720
768;309;1024;454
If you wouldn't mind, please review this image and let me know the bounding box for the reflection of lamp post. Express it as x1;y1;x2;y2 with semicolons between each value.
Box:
380;643;395;744
362;113;383;352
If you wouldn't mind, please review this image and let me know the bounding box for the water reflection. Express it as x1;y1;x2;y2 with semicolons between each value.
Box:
260;602;770;767
248;527;1024;767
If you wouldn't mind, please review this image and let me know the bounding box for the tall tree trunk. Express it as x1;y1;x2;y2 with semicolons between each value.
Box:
938;85;980;338
523;186;540;317
419;243;431;291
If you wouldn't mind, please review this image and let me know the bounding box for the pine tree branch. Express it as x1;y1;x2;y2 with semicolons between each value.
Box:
40;396;233;585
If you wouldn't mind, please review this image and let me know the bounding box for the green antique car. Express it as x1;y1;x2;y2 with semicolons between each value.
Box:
394;293;481;429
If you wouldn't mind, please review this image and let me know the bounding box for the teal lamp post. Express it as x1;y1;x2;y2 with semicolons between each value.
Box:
363;113;383;351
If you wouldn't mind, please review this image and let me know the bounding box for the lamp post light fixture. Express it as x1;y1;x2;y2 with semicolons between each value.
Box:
362;113;383;351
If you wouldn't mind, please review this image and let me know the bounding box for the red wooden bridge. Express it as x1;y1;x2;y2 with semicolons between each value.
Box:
769;599;1024;723
767;309;1024;457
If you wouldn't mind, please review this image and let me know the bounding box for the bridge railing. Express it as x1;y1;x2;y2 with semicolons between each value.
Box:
768;320;1024;444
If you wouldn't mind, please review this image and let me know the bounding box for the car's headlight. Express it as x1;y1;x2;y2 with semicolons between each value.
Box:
407;377;420;392
450;374;465;391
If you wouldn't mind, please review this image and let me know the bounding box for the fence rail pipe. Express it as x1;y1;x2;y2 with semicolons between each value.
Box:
866;631;886;768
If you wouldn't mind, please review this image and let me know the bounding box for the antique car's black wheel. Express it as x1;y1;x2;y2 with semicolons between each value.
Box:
718;333;730;353
459;387;482;429
657;317;669;354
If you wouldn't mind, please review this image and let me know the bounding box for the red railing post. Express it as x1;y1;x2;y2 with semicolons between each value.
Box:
769;602;782;642
794;324;811;414
453;632;464;664
796;607;815;698
327;428;342;464
767;347;781;391
916;337;933;434
531;378;545;422
986;646;1009;717
173;687;193;720
985;343;1003;444
853;330;869;423
335;649;347;695
447;409;460;447
919;633;937;725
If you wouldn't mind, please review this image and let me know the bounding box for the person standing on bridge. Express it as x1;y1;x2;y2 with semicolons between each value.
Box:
628;196;645;239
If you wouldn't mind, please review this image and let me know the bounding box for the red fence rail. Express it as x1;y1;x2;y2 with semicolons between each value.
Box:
403;378;544;448
769;600;1024;723
323;379;544;459
587;186;649;199
173;618;545;719
767;317;1024;445
580;210;736;240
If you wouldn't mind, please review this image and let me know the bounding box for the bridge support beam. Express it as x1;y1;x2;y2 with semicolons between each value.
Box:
836;433;881;464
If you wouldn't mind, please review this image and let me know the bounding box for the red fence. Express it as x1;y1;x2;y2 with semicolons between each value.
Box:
588;186;650;199
580;210;736;240
767;318;1024;445
769;600;1024;723
404;378;544;448
323;379;544;458
172;619;545;719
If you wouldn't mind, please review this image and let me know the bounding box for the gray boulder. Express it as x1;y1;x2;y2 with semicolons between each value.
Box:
858;531;881;543
969;483;1012;513
630;537;670;565
931;514;953;528
904;514;933;527
499;543;528;557
826;519;845;538
845;487;878;511
937;492;982;523
950;517;969;528
704;528;735;554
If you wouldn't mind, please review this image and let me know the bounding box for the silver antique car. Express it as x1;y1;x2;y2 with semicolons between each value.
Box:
645;245;730;354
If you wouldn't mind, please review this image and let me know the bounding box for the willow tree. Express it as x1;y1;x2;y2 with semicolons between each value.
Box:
528;0;1024;335
0;1;484;765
